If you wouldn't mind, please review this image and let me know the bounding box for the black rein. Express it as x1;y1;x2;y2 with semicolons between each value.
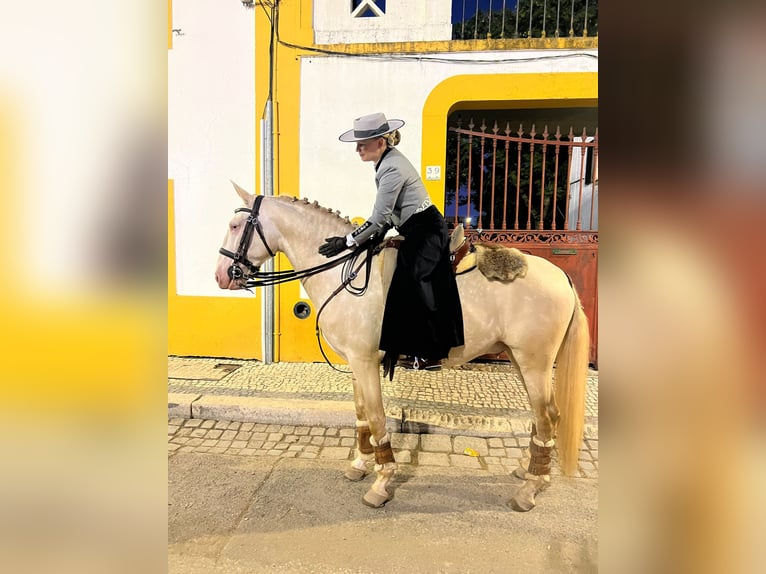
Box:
218;196;381;373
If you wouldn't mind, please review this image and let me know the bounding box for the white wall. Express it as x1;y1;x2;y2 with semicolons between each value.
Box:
168;0;255;297
299;50;598;221
313;0;452;44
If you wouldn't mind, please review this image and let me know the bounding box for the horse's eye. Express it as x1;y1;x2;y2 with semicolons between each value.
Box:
230;224;238;231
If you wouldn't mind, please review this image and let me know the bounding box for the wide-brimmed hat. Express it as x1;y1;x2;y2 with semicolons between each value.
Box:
338;112;405;142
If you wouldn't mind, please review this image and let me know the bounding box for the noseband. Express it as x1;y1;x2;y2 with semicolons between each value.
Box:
219;194;275;281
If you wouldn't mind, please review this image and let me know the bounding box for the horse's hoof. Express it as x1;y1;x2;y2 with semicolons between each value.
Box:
362;489;390;508
512;465;528;480
344;467;368;482
508;495;536;512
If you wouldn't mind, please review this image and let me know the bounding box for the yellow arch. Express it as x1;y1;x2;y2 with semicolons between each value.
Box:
421;72;598;209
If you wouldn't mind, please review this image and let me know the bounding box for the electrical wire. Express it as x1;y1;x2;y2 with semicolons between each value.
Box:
279;38;597;64
272;4;597;65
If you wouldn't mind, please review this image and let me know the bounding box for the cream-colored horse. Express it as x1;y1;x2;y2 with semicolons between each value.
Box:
215;183;589;511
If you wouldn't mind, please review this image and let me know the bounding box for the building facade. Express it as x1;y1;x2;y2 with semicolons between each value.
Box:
168;0;598;363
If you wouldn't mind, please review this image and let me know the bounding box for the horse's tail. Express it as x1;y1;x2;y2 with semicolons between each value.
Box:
554;285;590;476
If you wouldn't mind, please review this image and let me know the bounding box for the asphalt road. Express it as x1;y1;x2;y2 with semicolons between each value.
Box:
168;452;598;573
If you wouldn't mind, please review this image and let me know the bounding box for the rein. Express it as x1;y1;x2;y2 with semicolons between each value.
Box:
219;196;383;372
252;243;378;374
242;244;369;289
313;244;377;373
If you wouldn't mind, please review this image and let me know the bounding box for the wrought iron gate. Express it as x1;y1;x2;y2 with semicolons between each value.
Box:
446;119;598;365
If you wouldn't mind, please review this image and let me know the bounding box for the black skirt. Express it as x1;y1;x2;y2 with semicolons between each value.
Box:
379;205;464;360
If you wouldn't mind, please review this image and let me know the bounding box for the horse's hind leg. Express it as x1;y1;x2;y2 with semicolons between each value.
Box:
349;358;397;508
509;356;560;512
345;372;375;482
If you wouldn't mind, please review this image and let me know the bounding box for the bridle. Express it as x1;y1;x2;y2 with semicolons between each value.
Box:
218;194;275;283
218;194;383;373
219;195;376;290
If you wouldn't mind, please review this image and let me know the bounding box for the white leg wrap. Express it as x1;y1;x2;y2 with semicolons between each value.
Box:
365;432;396;501
532;435;555;448
369;432;390;447
523;472;551;482
371;462;397;496
351;452;374;471
355;420;370;428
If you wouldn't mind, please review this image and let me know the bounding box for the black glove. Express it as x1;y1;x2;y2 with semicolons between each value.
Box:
318;236;348;257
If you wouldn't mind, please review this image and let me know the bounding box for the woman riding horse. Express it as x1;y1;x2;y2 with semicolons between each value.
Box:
318;113;465;374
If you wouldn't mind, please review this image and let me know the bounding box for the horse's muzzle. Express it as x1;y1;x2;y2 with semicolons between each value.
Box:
227;263;259;282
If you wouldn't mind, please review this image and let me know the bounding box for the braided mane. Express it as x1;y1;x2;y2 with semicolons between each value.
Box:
275;195;357;228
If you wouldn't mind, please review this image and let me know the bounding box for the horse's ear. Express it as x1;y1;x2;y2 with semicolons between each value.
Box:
230;180;254;205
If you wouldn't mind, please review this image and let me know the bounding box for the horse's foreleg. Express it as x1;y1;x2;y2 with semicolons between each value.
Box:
364;430;396;508
509;361;560;512
350;358;397;508
345;373;375;481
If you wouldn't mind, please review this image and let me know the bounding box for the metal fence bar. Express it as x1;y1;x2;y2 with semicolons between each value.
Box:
502;122;510;229
465;118;474;228
501;0;507;38
490;121;499;229
453;119;462;228
474;0;479;39
538;126;549;230
584;0;590;36
563;126;574;228
551;126;562;230
576;127;587;231
515;124;523;229
589;128;598;229
569;0;575;37
488;0;493;36
461;0;466;39
478;120;487;229
526;124;536;230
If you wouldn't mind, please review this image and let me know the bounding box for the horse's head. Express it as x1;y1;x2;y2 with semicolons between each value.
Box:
215;182;278;290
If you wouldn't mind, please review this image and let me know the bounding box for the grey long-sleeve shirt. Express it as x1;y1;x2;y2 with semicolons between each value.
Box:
346;147;431;246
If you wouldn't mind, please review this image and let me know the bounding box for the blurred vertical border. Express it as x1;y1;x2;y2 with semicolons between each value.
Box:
600;0;766;572
1;1;167;572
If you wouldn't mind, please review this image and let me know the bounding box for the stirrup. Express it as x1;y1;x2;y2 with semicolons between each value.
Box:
413;357;442;371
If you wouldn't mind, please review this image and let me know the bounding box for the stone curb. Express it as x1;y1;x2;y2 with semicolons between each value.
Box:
190;395;403;429
168;392;200;419
170;393;598;439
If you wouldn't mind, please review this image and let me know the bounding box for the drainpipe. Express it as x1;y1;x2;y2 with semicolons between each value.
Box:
261;100;275;364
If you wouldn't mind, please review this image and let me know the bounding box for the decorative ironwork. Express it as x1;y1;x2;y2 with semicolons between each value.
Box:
464;230;598;245
447;120;598;242
451;0;598;41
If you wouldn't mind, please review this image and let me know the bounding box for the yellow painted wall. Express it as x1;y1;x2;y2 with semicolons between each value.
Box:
169;0;597;362
255;1;345;363
167;180;263;359
261;3;597;363
167;0;172;49
168;3;263;359
421;72;598;208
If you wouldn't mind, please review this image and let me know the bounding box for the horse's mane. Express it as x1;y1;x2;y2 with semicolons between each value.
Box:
274;195;358;229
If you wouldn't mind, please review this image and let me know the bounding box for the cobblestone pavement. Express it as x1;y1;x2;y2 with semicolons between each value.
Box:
168;357;599;422
168;418;599;480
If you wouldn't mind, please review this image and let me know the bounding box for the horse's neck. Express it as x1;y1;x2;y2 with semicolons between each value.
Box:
272;201;354;301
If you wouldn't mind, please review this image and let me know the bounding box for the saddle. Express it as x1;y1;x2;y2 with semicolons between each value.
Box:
380;224;528;282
